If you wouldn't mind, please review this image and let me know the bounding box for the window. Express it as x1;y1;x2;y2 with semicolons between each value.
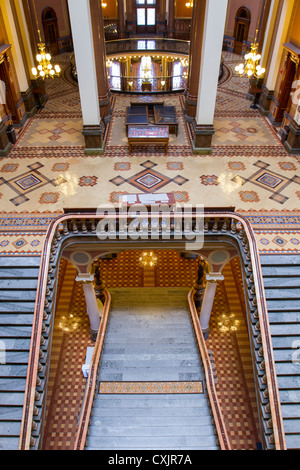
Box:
136;0;156;28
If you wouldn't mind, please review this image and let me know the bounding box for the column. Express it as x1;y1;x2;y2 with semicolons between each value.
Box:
76;274;102;341
167;0;175;38
89;0;110;117
199;273;224;339
184;0;206;118
67;0;103;153
117;0;126;38
192;0;228;152
259;0;295;119
2;0;31;123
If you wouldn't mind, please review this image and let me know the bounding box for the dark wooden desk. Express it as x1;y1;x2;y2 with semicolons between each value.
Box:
128;125;169;154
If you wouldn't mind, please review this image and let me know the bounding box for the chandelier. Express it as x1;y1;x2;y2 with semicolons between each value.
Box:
235;41;265;79
185;2;193;7
139;251;158;268
31;1;60;79
140;56;152;83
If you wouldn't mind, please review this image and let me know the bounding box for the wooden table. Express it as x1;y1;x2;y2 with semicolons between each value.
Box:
127;125;169;154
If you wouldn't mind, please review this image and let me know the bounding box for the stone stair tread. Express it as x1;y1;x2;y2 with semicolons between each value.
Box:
86;288;218;450
85;434;218;449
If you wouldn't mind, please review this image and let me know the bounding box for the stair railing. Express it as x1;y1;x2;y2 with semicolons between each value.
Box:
18;210;286;450
188;288;231;449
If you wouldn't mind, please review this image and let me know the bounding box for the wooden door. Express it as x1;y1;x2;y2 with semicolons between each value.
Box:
42;8;59;55
275;54;297;123
234;7;250;55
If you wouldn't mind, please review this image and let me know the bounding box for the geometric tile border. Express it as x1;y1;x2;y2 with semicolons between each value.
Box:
232;160;300;204
99;381;203;394
0;162;66;206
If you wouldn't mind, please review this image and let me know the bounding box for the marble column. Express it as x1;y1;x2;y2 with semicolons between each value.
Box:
199;273;224;340
167;0;175;38
2;0;32;123
89;0;110;117
184;0;206;118
76;273;102;341
67;0;103;153
117;0;126;38
259;0;295;120
192;0;228;153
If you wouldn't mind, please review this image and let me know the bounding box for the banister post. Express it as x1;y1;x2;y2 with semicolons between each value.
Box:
75;273;102;341
199;272;224;340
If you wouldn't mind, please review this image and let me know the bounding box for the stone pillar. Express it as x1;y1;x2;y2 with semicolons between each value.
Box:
199;273;224;339
167;0;175;38
2;0;33;123
259;0;295;119
89;0;110;118
184;0;206;118
67;0;103;153
191;0;228;153
117;0;126;38
76;273;102;341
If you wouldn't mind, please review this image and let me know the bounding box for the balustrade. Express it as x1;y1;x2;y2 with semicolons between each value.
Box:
18;211;286;451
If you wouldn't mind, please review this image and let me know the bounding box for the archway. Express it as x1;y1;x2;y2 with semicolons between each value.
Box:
233;6;251;55
42;7;59;55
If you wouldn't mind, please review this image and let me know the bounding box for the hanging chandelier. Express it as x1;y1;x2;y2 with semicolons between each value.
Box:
139;251;158;268
31;1;61;79
185;2;193;7
235;39;265;79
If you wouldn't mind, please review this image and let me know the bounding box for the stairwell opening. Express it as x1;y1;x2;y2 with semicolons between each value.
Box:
40;247;262;450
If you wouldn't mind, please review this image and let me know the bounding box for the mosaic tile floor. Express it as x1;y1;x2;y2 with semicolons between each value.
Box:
42;254;260;450
0;52;298;450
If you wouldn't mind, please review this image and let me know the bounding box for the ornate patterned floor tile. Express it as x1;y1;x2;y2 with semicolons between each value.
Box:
232;160;300;205
15;118;84;147
99;381;203;394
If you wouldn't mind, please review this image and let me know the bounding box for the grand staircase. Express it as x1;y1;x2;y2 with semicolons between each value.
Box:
261;254;300;450
85;288;219;450
0;256;40;450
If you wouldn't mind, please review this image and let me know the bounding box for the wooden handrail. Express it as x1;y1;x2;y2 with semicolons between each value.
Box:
74;289;111;450
188;288;231;450
18;211;286;450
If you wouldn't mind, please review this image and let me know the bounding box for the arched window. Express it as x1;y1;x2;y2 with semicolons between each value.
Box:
42;7;59;55
233;7;251;55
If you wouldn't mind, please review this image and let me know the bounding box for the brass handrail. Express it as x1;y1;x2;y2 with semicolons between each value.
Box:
18;211;286;450
188;288;231;450
74;289;111;450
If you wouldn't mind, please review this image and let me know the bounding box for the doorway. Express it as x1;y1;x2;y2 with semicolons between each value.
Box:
136;0;156;35
233;7;251;55
0;53;19;123
42;7;59;55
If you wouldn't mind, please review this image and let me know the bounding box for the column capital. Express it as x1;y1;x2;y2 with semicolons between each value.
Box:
206;273;224;283
75;273;94;284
